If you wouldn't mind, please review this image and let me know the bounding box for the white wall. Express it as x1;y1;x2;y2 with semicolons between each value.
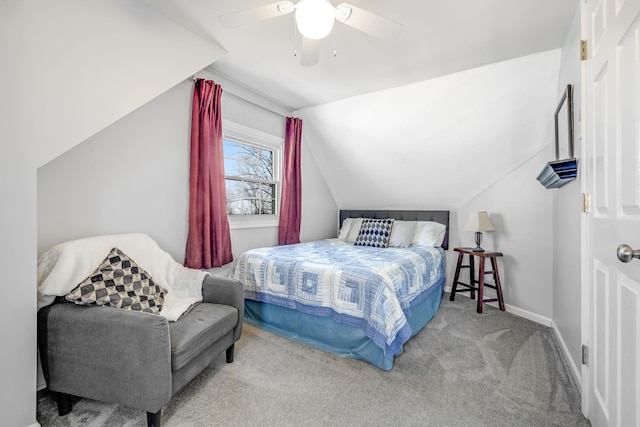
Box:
0;152;38;426
21;0;226;169
208;72;339;248
299;135;340;242
0;5;37;424
455;148;554;321
297;50;560;210
552;6;583;381
37;80;194;259
38;68;338;268
3;3;578;424
297;50;560;319
1;1;226;424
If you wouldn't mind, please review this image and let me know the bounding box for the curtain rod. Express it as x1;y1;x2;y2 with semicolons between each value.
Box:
189;76;288;118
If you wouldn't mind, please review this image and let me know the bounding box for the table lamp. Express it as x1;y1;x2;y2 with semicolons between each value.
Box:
463;211;496;252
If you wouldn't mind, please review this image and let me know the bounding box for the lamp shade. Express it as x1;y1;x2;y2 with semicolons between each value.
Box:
463;211;496;232
295;0;335;39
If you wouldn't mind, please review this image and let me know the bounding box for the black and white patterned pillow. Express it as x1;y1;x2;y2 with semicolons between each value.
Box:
354;218;394;248
66;247;166;314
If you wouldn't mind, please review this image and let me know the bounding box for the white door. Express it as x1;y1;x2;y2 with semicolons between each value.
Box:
582;0;640;426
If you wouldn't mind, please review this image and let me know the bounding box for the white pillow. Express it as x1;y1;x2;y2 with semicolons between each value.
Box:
338;218;352;240
388;221;417;248
346;218;364;243
411;221;447;247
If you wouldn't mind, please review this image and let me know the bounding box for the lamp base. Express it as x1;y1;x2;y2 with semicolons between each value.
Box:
473;232;485;253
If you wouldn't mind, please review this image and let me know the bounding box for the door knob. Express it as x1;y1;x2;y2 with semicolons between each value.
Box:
617;244;640;262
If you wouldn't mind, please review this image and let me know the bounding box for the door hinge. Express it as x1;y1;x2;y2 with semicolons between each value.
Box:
582;344;589;365
582;193;591;213
581;40;588;61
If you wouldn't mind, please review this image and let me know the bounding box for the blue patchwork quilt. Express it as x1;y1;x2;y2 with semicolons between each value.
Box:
230;239;445;357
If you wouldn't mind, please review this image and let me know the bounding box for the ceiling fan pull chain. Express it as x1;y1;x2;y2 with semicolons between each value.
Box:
292;15;298;57
332;24;337;58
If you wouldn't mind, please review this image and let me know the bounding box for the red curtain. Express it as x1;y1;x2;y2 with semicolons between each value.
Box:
278;117;303;245
185;79;233;268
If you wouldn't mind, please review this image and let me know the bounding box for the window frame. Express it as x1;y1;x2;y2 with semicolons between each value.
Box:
222;120;282;229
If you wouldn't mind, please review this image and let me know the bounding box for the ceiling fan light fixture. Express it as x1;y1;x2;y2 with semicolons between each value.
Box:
295;0;335;40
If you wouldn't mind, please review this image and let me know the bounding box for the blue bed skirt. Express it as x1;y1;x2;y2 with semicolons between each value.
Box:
244;279;444;370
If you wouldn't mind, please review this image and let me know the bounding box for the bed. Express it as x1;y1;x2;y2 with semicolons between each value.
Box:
229;209;449;370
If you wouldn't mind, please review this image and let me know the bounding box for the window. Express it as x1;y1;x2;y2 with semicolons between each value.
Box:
224;139;275;215
222;121;282;227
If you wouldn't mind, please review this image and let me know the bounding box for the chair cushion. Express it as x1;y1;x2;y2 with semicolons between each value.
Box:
169;303;238;371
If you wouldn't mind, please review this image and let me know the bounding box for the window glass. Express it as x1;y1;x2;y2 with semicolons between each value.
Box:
223;138;276;215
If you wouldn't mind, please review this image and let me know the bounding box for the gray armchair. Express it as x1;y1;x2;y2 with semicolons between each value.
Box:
38;275;243;427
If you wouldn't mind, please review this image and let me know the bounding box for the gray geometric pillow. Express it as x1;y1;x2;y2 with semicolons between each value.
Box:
354;218;394;248
66;247;166;314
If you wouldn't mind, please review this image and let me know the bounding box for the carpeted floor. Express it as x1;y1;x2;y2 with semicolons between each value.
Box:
37;293;591;426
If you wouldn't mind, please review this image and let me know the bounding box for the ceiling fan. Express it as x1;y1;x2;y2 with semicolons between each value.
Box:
219;0;403;67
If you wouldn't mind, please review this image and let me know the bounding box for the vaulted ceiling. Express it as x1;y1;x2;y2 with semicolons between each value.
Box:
299;49;562;209
144;0;577;110
140;0;577;211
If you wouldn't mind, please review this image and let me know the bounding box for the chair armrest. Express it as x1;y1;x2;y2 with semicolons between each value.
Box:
38;303;172;413
202;275;244;341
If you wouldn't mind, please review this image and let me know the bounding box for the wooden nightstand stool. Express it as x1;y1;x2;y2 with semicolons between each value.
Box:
450;247;505;313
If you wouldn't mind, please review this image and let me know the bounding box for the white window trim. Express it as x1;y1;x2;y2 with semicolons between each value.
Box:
223;120;283;230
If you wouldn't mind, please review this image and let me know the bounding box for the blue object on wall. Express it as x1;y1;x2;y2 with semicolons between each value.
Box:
538;84;577;189
537;158;578;189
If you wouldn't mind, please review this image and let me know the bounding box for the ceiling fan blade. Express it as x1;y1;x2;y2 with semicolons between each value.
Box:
300;37;320;67
335;3;403;39
219;1;295;29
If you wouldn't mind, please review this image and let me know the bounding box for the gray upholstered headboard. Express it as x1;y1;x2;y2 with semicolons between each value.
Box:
339;209;450;250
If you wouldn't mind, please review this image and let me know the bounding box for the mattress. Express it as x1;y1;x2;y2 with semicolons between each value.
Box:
230;238;445;366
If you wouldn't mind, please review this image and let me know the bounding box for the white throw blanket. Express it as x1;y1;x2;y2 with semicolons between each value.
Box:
37;233;208;321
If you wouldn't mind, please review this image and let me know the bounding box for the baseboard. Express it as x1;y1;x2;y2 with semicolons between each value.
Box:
501;302;552;326
444;285;552;326
442;287;581;388
551;320;582;388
